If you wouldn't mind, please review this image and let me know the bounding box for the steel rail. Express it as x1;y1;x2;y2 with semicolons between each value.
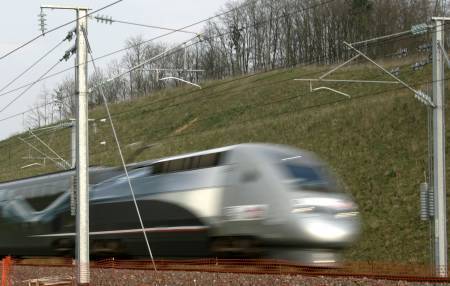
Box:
10;258;450;283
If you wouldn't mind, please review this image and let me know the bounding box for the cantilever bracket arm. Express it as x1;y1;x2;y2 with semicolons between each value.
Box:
294;51;399;99
159;76;202;89
28;130;71;169
319;54;360;79
18;137;66;170
343;41;436;108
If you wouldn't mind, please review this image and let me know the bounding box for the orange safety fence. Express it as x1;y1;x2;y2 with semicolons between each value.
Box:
7;257;450;284
1;256;11;286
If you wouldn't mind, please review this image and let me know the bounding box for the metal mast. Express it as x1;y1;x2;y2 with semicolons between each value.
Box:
41;6;89;286
432;17;447;277
75;8;89;285
40;5;90;284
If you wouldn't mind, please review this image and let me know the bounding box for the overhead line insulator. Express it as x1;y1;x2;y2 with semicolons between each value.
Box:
411;23;430;35
38;11;47;35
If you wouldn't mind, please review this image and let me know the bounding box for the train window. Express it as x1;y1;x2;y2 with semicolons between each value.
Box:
160;161;170;173
167;158;184;172
283;163;332;192
183;157;192;169
152;152;225;174
285;164;321;182
198;153;220;168
190;156;201;169
153;162;163;174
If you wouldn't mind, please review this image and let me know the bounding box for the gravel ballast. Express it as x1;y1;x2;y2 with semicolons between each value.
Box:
6;266;450;285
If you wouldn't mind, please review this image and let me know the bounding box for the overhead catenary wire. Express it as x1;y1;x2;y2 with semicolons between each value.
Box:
0;36;70;95
0;0;435;110
0;18;437;149
0;0;340;98
0;24;434;130
89;0;365;93
1;42;438;157
0;67;442;176
0;48;405;125
83;31;157;272
0;42;364;132
0;98;66;123
81;73;439;164
0;64;331;153
0;29;431;136
0;0;255;97
88;60;440;155
98;55;428;122
96;48;439;135
0;66;75;98
0;0;124;61
0;59;65;114
94;16;198;34
1;0;392;141
96;73;438;152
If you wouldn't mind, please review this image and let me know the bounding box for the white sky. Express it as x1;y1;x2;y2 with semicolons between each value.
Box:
0;0;229;140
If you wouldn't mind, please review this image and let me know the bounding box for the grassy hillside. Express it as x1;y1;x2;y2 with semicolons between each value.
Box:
0;59;445;264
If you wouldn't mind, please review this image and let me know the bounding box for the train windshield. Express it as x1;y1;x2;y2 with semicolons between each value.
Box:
283;163;338;192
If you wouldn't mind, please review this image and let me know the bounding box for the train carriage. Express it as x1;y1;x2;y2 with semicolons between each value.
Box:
0;143;360;265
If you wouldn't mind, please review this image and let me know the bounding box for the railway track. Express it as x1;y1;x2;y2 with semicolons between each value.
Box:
8;257;450;284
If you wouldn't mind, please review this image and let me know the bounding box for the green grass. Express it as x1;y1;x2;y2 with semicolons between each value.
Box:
0;60;445;264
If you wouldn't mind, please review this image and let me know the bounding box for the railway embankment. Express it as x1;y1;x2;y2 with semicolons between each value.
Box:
0;62;443;264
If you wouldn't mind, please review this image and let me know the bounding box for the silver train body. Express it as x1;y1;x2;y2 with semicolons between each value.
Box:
0;143;360;264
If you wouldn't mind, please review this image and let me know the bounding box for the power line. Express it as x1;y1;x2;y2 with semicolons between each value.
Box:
0;66;74;98
0;0;258;97
1;53;437;162
100;41;430;122
83;80;432;163
94;15;198;34
0;57;328;127
89;69;438;157
0;0;427;106
0;0;338;98
0;58;65;114
0;68;438;178
0;0;124;61
0;99;64;123
0;63;373;155
0;10;436;142
0;28;432;132
0;54;327;125
90;0;385;102
0;36;70;95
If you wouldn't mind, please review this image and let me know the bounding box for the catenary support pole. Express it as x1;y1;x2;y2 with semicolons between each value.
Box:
41;10;90;282
432;17;447;277
75;8;90;285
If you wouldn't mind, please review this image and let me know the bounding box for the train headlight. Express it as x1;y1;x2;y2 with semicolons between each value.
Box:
307;221;348;239
291;197;357;214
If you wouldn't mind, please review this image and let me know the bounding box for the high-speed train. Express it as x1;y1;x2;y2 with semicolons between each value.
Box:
0;143;360;264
